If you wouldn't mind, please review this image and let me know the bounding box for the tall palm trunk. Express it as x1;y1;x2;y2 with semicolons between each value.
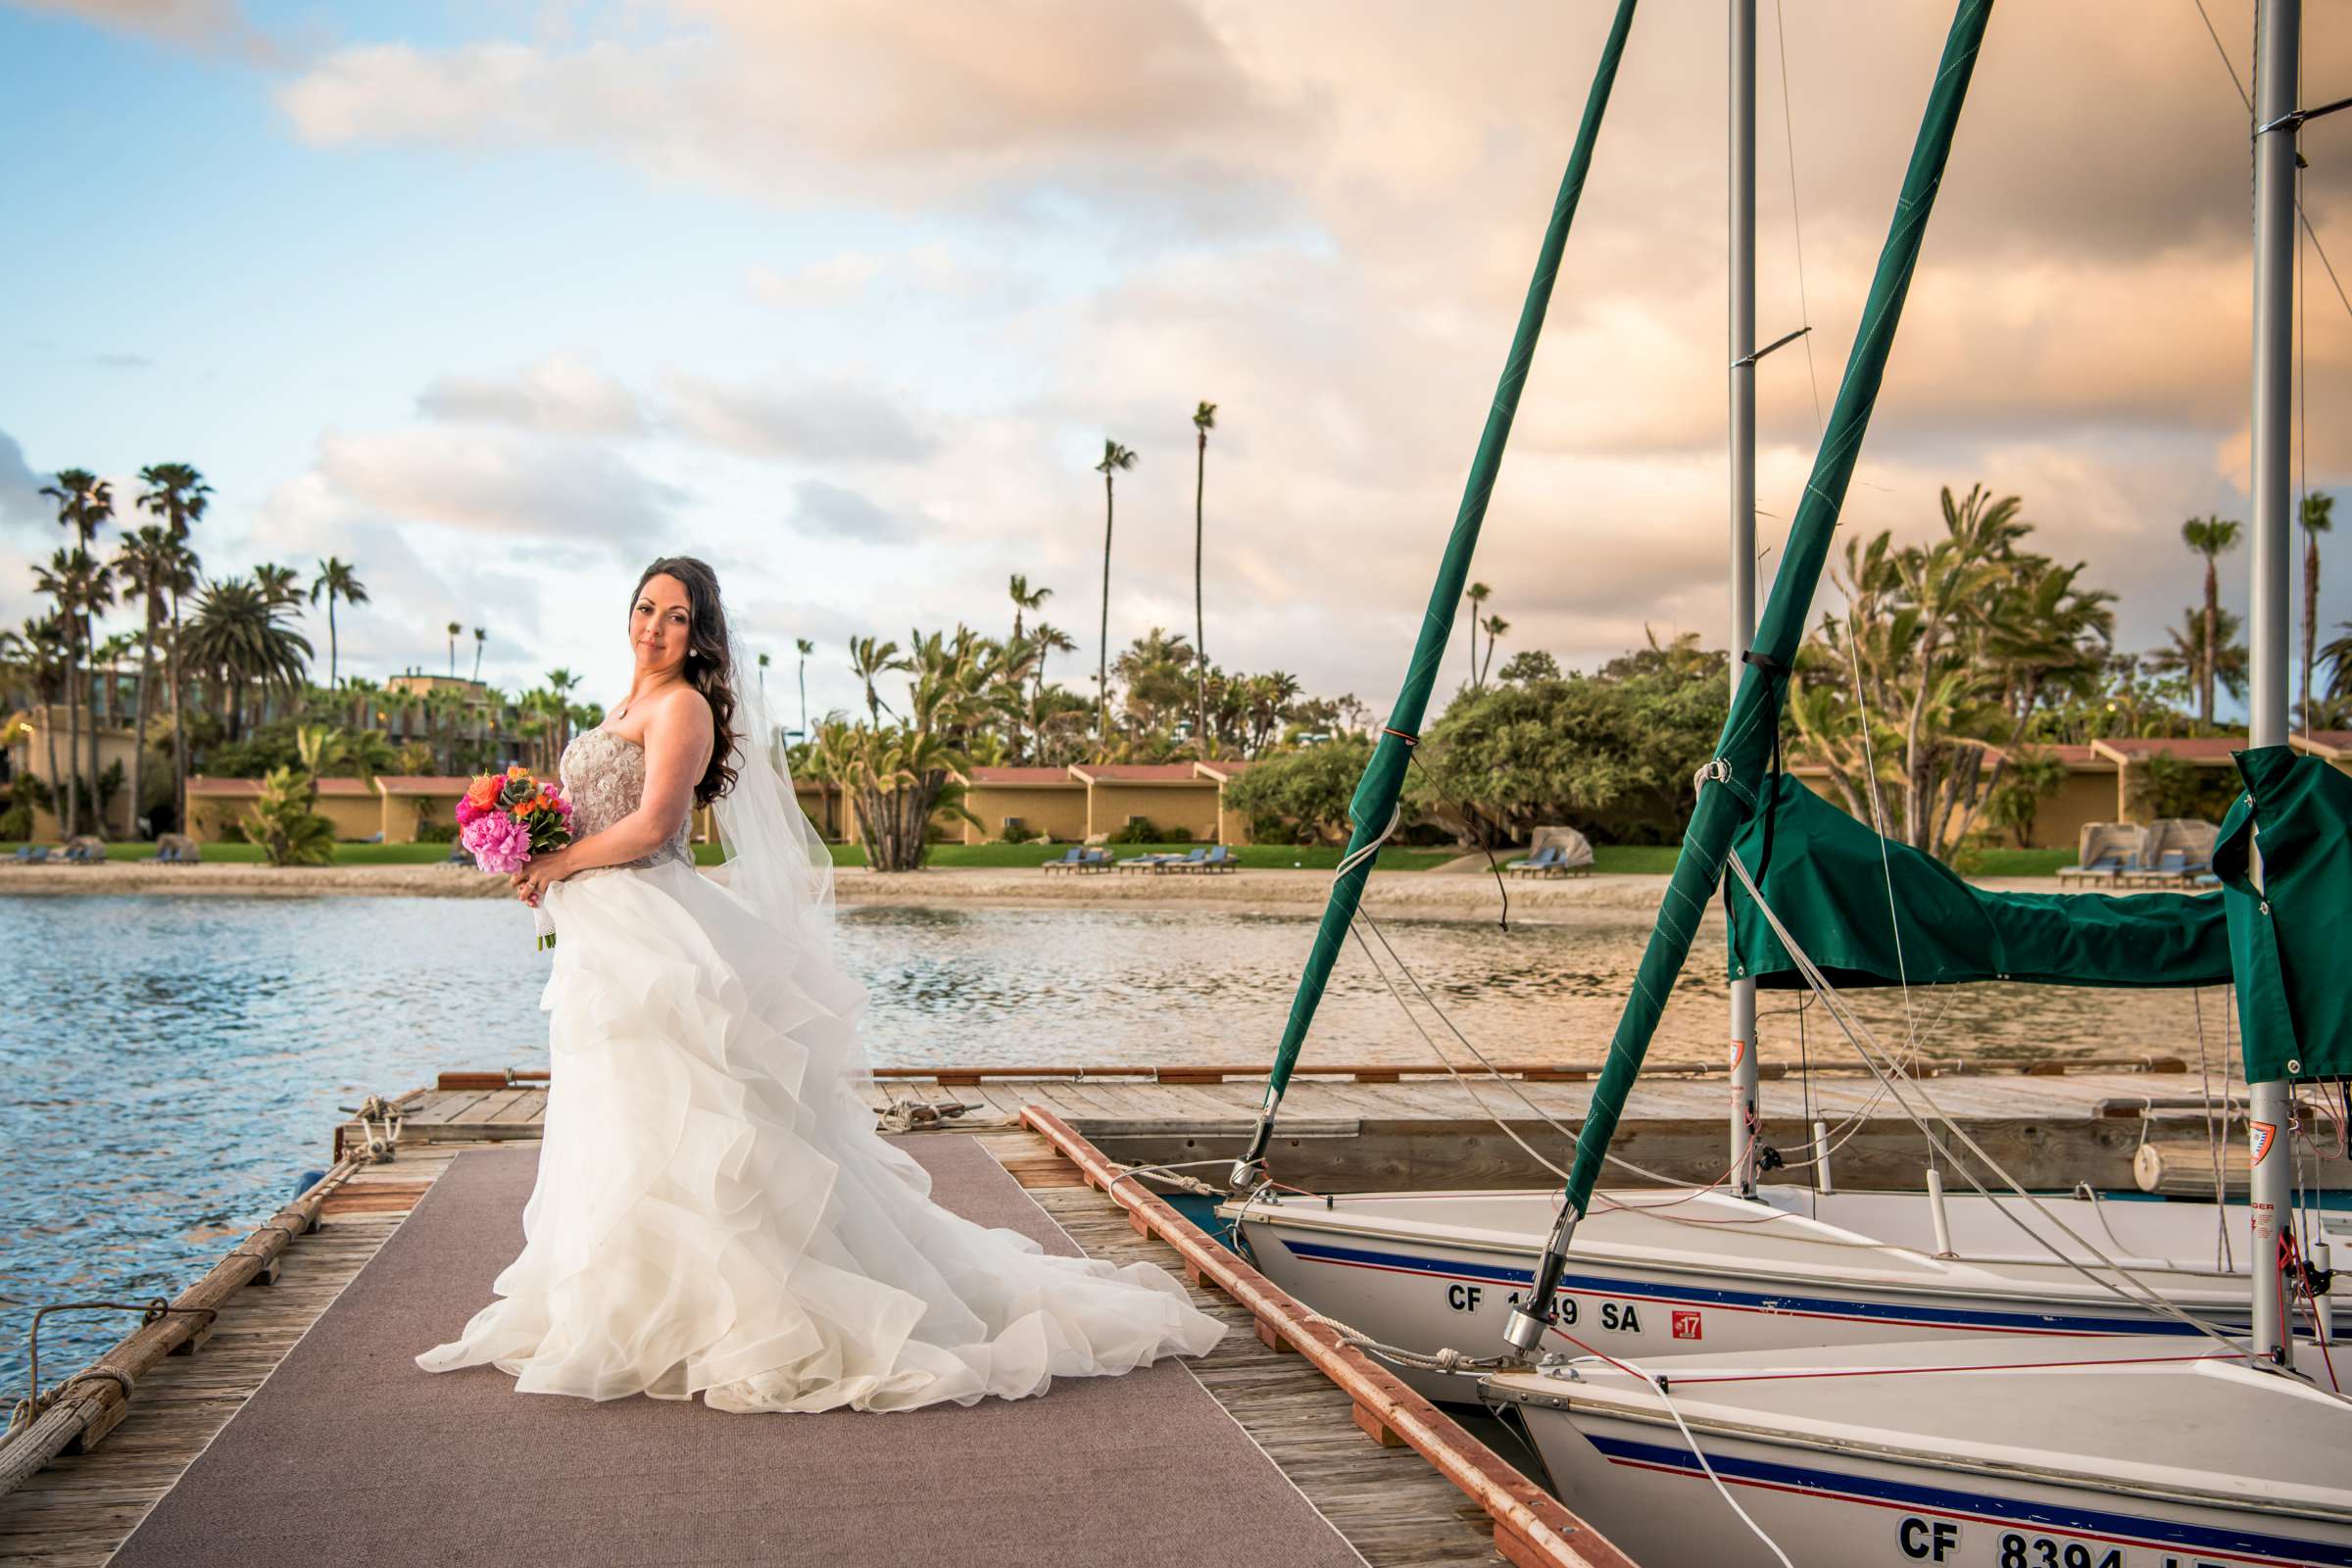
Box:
169;590;187;834
2201;557;2219;726
327;596;339;689
1098;472;1114;742
2304;529;2322;732
62;629;81;837
85;608;104;837
128;624;154;839
1194;429;1208;747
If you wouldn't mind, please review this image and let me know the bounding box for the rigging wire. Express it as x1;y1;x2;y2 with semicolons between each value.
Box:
1726;845;2346;1376
1772;0;1826;437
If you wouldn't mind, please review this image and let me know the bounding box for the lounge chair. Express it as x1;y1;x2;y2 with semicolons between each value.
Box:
1078;847;1112;872
1200;846;1239;872
12;844;50;864
145;842;178;863
61;842;102;864
1040;847;1089;875
1505;845;1564;878
2056;852;2123;885
1114;851;1173;873
1165;848;1211;873
2143;850;2190;888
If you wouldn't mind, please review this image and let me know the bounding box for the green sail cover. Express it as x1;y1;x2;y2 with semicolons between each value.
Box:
1725;775;2230;991
2217;746;2352;1082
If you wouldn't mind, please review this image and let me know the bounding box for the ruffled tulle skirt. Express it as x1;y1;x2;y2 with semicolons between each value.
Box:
416;858;1224;1411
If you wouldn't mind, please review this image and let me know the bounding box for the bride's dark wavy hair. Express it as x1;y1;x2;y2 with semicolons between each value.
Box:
631;556;738;806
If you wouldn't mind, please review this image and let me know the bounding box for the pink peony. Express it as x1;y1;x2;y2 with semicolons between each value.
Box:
460;810;534;875
455;795;486;827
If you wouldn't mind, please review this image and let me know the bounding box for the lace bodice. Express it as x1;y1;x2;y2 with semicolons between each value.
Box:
560;727;691;870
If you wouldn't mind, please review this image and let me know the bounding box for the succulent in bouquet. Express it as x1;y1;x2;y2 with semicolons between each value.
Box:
457;766;574;950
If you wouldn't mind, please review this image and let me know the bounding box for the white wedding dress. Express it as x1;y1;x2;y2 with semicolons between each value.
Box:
416;718;1224;1412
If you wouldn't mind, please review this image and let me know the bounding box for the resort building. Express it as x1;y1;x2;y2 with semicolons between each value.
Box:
3;707;144;839
184;775;385;843
1792;732;2352;850
954;761;1263;845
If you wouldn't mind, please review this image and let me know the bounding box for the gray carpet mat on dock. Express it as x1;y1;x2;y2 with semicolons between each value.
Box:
114;1138;1363;1568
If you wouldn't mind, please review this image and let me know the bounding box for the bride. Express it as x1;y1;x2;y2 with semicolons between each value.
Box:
416;557;1224;1411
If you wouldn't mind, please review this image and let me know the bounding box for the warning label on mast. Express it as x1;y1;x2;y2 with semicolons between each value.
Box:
2250;1121;2278;1164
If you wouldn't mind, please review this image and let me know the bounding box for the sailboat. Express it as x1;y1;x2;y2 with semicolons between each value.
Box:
1215;0;2343;1407
1474;1;2352;1562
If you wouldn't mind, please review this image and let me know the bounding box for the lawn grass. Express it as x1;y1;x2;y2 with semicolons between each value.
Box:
1951;846;2073;878
1;840;465;865
816;841;1460;871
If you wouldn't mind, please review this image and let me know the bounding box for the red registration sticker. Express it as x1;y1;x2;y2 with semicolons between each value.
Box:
1671;1310;1702;1341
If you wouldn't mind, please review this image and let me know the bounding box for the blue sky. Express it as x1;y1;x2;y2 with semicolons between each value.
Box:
4;0;2349;724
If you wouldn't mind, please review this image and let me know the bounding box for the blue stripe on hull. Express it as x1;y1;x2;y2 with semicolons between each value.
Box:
1586;1432;2351;1566
1274;1235;2238;1337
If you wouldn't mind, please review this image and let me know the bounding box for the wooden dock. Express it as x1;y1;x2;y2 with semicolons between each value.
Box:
0;1078;1642;1568
422;1055;2352;1196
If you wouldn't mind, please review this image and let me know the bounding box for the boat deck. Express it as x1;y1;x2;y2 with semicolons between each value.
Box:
0;1092;1629;1568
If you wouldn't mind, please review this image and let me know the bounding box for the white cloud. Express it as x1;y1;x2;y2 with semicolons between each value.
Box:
313;425;685;543
416;353;647;437
784;478;925;544
662;373;940;464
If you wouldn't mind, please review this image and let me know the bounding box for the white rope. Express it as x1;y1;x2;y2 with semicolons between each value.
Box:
1725;847;2310;1367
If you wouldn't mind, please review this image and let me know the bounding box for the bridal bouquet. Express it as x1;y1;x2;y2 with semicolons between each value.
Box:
457;766;574;951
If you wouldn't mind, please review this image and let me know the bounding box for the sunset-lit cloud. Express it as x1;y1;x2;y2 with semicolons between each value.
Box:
5;0;2352;719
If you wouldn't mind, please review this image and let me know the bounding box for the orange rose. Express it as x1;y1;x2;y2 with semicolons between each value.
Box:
464;775;502;811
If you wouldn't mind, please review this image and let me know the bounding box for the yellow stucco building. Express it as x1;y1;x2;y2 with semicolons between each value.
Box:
953;761;1262;845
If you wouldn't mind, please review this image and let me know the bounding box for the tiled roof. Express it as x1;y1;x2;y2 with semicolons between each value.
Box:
1070;763;1205;782
374;775;473;793
2092;736;2247;763
188;774;378;798
1194;760;1261;780
964;765;1080;786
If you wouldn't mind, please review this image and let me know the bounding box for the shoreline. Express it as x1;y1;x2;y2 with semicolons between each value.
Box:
0;860;2070;920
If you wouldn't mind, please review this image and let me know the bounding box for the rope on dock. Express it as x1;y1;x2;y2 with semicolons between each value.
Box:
338;1095;404;1162
873;1099;981;1135
3;1301;217;1445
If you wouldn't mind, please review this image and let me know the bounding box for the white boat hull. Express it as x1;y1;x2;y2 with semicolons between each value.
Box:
1222;1187;2341;1404
1486;1341;2352;1568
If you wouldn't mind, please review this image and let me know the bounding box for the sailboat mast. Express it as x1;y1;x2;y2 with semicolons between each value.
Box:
2248;0;2298;1366
1728;0;1762;1199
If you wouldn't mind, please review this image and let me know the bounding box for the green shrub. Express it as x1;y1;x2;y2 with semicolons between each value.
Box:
244;766;335;866
1161;824;1195;844
1223;737;1375;845
1108;816;1161;845
416;819;461;844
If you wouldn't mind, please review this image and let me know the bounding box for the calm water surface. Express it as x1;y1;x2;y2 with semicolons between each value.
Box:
0;894;2230;1386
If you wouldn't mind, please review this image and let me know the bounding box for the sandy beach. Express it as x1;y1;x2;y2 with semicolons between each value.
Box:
0;859;2076;921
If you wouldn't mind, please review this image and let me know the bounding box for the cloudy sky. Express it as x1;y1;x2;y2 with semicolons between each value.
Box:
4;0;2349;723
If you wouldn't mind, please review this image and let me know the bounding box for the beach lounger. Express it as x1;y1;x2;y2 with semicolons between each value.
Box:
1165;848;1211;873
2056;853;2123;885
12;845;50;864
1200;846;1238;872
1114;851;1173;873
1504;845;1564;877
1040;847;1088;874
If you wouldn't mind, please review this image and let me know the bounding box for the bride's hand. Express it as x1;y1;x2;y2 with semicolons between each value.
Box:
512;850;573;906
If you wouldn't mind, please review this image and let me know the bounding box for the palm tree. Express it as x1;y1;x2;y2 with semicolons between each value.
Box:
254;563;304;609
1093;439;1138;740
2320;619;2352;708
309;558;369;690
849;636;909;721
115;527;180;832
2180;514;2242;726
446;620;462;677
2;616;70;820
2302;491;2334;734
39;468;115;834
33;547;114;836
1192;400;1217;747
1007;574;1051;645
1031;622;1075;704
795;637;814;740
183;577;313;742
1465;582;1493;689
545;667;580;757
1478;614;1510;687
136;463;210;831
